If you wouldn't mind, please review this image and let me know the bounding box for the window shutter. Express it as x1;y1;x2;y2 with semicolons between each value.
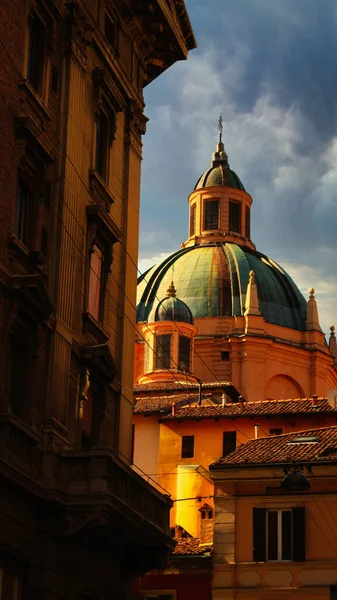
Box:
292;506;305;562
253;508;266;561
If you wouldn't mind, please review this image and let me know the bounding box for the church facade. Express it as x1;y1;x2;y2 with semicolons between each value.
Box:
133;131;337;599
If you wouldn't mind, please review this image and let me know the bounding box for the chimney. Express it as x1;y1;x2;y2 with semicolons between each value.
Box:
172;402;177;416
255;423;259;439
175;525;183;539
222;393;227;407
312;394;318;407
238;395;244;408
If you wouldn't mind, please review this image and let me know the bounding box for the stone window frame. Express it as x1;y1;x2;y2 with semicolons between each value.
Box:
23;2;56;106
92;68;123;186
84;205;119;332
11;115;54;267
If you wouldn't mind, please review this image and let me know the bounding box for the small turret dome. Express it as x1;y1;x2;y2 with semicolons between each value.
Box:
194;140;245;191
154;296;193;325
194;165;245;191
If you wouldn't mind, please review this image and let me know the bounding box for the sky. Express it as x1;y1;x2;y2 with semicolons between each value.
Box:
138;0;337;337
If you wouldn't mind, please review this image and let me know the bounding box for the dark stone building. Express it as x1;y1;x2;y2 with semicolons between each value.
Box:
0;1;196;598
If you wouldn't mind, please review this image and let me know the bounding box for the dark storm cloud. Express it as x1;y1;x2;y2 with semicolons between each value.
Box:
139;0;337;334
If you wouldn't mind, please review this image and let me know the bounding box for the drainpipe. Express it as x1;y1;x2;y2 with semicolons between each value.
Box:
198;379;202;406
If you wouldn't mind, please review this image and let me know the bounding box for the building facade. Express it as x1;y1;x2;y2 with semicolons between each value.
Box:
0;1;195;598
210;425;337;599
133;133;337;597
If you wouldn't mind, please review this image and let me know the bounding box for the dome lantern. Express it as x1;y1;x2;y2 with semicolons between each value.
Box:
186;118;254;248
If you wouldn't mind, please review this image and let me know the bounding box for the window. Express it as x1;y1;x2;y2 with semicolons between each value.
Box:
201;508;213;520
16;172;35;248
221;351;230;361
95;110;110;181
8;327;30;420
204;200;219;230
229;201;241;233
181;435;194;458
155;334;171;369
190;204;196;236
253;507;305;562
223;431;236;456
104;10;116;47
88;244;104;322
27;14;46;94
270;428;283;436
245;206;250;238
0;569;22;600
179;336;191;371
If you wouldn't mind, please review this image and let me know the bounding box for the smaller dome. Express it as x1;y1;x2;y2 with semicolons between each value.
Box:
194;140;245;191
195;165;245;191
154;296;193;325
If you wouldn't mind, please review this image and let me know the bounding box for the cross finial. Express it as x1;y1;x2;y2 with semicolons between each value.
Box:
167;264;176;297
218;113;223;144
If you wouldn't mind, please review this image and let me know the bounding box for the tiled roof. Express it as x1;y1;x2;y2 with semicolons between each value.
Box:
134;393;195;415
134;381;237;394
159;397;335;420
211;425;337;468
172;537;212;556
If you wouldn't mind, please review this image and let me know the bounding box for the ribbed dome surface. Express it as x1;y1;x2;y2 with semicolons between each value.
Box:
137;243;307;330
152;296;193;324
195;165;245;191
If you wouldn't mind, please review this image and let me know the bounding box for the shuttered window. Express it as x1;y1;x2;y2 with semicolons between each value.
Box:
182;435;194;458
253;507;305;562
222;431;236;456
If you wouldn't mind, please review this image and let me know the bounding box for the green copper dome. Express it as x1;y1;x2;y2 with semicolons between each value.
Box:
137;243;307;331
152;295;193;324
195;164;245;191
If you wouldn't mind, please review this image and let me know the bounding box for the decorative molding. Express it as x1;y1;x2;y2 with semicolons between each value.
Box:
15;115;56;164
88;170;115;212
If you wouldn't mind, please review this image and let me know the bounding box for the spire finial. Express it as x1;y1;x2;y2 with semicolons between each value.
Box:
330;325;337;359
306;287;322;332
218;113;223;144
167;265;176;297
244;270;260;316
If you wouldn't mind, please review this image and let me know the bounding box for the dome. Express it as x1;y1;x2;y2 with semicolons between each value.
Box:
137;243;307;331
195;164;245;191
152;295;193;324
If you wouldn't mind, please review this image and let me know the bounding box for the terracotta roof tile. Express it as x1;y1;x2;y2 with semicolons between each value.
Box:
211;425;337;468
133;393;199;415
134;381;237;394
159;397;335;420
172;537;213;556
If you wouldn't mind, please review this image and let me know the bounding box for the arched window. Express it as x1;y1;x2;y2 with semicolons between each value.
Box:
155;334;171;369
204;200;219;230
229;201;241;233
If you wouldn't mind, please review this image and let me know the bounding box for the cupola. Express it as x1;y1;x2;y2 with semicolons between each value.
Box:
185;116;255;250
137;281;198;385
